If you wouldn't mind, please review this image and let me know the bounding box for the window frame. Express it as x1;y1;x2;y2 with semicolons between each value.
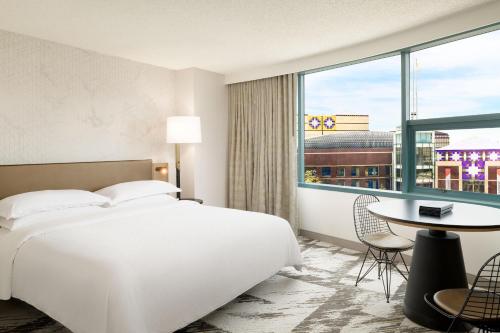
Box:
297;22;500;209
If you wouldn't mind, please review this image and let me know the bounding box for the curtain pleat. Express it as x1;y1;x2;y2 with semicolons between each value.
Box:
228;74;298;233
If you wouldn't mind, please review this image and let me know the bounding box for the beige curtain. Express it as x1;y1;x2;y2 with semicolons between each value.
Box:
228;74;298;233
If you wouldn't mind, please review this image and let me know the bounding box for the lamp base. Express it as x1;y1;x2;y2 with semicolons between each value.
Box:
175;144;181;199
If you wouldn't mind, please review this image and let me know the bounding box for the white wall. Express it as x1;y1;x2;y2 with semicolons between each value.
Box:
225;1;500;84
298;187;500;274
192;70;228;207
173;68;228;206
0;29;176;170
0;30;229;206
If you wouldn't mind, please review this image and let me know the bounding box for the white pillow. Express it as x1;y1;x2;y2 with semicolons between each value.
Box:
96;180;181;206
0;206;102;231
0;190;110;220
111;194;178;208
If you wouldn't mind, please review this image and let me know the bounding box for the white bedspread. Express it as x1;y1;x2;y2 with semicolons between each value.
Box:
0;200;302;333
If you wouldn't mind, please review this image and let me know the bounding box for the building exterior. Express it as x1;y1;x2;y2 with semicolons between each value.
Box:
304;114;455;192
392;130;449;191
435;138;500;195
304;131;393;190
304;114;369;138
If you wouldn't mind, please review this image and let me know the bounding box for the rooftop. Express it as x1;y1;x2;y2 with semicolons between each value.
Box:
436;137;500;151
305;131;393;149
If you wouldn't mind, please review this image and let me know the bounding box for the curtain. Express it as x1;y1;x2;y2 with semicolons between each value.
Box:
228;74;298;233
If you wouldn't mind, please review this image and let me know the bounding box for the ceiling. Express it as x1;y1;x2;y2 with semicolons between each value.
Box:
0;0;493;75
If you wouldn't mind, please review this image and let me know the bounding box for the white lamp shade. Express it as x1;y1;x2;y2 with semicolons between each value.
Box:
166;116;202;143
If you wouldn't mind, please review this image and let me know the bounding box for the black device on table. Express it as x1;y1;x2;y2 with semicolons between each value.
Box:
419;202;453;217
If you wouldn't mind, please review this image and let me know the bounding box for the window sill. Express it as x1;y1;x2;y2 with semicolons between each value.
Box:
298;182;500;209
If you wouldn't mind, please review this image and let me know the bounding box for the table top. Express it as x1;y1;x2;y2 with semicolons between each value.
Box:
367;199;500;232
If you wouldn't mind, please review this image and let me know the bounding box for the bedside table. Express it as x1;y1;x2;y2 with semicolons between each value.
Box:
180;198;203;204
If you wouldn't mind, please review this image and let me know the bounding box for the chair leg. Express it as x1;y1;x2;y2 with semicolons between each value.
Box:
356;248;380;286
356;248;370;287
399;251;410;275
447;317;457;333
379;251;403;303
393;251;409;281
358;248;404;303
379;251;390;302
385;252;392;303
378;250;382;279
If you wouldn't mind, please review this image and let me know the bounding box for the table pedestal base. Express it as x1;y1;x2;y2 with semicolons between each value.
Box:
404;230;470;332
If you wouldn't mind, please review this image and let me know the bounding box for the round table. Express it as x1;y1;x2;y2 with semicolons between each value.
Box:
367;199;500;331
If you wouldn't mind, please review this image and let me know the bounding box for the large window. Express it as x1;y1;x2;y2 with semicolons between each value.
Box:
410;29;500;119
303;55;401;191
299;25;500;205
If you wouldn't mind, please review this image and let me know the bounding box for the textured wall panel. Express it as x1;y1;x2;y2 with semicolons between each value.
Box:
0;30;175;165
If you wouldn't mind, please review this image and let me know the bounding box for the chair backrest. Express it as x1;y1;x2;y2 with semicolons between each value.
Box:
352;194;391;241
460;252;500;321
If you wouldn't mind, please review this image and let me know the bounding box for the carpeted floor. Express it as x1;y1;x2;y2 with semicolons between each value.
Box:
0;237;439;333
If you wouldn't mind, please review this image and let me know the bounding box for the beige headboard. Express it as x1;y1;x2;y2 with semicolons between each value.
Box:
0;160;155;200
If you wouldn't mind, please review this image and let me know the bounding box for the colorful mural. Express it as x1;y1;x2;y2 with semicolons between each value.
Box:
435;146;500;194
305;115;337;131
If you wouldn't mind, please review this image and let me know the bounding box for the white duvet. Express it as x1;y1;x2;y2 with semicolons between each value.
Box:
0;199;302;333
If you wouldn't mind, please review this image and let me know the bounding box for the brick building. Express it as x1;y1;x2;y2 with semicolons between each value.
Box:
305;131;393;190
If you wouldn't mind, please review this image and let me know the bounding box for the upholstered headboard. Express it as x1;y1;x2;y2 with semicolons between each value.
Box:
0;160;154;200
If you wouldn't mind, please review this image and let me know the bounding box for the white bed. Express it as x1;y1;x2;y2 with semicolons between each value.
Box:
0;198;302;333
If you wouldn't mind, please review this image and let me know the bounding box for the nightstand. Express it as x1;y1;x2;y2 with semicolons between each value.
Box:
180;198;203;204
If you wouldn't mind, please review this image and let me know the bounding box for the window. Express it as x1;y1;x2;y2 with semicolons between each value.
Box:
302;54;401;191
410;29;500;119
415;128;500;195
366;166;379;177
299;24;500;205
321;167;332;177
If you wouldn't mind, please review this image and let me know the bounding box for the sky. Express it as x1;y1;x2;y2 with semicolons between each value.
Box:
304;28;500;144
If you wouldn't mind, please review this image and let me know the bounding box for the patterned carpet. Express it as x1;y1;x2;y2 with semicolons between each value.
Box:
0;237;438;333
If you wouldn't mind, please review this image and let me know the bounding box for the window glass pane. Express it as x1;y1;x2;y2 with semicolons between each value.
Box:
303;55;401;191
410;29;500;119
366;166;379;176
415;128;500;196
321;167;332;177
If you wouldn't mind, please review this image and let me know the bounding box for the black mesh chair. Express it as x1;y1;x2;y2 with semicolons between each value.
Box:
425;252;500;332
353;194;414;302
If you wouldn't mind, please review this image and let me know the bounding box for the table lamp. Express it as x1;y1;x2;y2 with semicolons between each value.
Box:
166;116;202;198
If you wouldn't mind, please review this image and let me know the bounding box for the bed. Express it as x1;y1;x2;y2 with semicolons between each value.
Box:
0;160;302;333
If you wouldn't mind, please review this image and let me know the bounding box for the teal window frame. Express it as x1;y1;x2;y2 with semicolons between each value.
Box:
297;22;500;209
